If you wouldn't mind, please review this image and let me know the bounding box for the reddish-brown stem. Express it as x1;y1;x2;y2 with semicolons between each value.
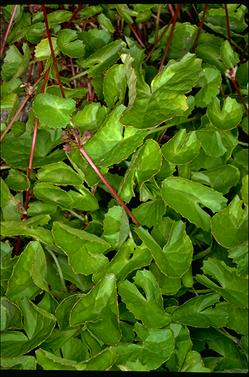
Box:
0;75;44;143
76;142;140;226
0;4;18;57
224;4;231;43
191;3;208;52
168;4;175;18
129;24;146;49
70;58;77;88
66;4;83;26
230;78;249;116
41;4;65;98
159;4;182;71
24;66;51;214
146;20;172;62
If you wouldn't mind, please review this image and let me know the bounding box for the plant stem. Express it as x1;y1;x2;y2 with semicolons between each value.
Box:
147;116;198;135
230;78;249;116
159;4;182;71
75;140;140;226
42;4;65;98
69;70;88;81
224;4;231;43
129;24;146;49
146;20;172;62
67;209;86;223
0;4;18;57
191;3;209;52
0;74;44;143
23;66;51;219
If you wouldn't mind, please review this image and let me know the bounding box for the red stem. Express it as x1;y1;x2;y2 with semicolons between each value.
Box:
191;3;209;52
76;142;140;226
0;4;18;57
159;4;182;71
129;24;146;49
224;4;231;43
41;4;65;98
0;74;44;143
24;66;51;214
230;78;249;116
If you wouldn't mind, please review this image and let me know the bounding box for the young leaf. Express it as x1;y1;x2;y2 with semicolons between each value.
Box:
35;37;58;61
118;269;171;328
161;176;227;231
57;29;85;58
103;64;127;108
92;239;152;283
33;93;75;129
37;161;83;186
196;258;248;308
103;206;130;249
161;129;201;165
116;326;175;371
52;221;110;275
207;97;243;130
211;195;248;248
70;274;121;345
6;241;48;303
172;293;228;328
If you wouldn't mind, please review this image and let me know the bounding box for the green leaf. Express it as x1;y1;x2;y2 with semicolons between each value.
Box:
33;93;75;129
118;269;171;328
25;22;45;44
35;37;58;61
195;66;222;108
80;39;126;77
191;328;248;371
172;293;228;328
6;241;48;303
119;139;162;202
0;297;22;331
241;175;248;205
47;10;72;26
57;29;85;58
161;129;201;165
132;198;166;228
196;129;227;157
165;324;192;371
116;326;175;371
161;176;227;231
33;182;73;208
158;22;197;60
181;351;210;372
35;346;117;370
97;13;115;34
150;53;202;93
72;102;107;131
207;97;243;130
1;43;30;81
191;164;240;194
103;206;130;249
220;40;240;69
150;263;181;295
135;221;193;278
70;274;121;345
52;221;110;275
46;85;87;99
211;195;248;248
5;169;29;191
1;300;56;358
36;162;83;186
1;128;64;169
196;258;248;308
0;356;36;370
93;239;152;283
103;64;127;108
228;242;248;277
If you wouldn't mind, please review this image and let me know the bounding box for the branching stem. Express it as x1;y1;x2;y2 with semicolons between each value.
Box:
191;4;209;52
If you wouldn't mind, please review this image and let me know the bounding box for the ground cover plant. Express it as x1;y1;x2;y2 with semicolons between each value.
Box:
0;3;248;372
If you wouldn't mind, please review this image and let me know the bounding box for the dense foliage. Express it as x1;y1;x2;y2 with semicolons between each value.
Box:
0;3;248;372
